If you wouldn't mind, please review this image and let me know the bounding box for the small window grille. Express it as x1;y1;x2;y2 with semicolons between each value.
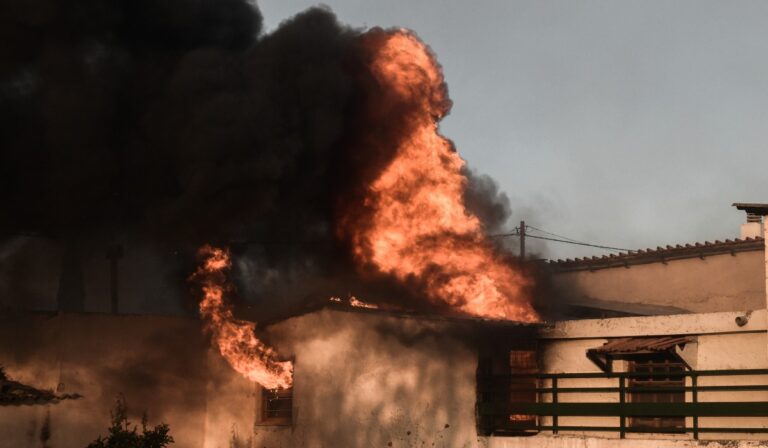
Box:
628;355;685;431
260;387;293;426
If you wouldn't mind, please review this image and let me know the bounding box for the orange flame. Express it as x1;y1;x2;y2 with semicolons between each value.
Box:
193;245;293;389
345;30;538;322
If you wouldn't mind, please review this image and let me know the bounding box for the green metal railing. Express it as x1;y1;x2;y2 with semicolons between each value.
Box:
477;368;768;438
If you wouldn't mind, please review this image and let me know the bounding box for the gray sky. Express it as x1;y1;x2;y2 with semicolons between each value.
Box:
258;0;768;259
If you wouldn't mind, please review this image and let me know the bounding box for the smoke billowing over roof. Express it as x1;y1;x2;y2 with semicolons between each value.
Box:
0;1;522;316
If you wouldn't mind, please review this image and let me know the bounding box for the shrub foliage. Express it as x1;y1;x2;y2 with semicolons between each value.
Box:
87;397;173;448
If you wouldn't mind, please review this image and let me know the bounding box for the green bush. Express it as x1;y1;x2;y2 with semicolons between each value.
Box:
87;397;173;448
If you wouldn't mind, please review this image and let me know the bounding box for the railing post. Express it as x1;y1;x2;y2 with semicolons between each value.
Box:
692;373;699;440
552;377;559;434
536;375;541;433
619;375;626;439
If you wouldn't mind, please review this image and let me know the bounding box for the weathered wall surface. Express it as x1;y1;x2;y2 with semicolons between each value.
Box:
253;308;487;448
3;309;765;448
485;435;768;448
0;309;498;448
0;312;219;448
536;311;768;441
553;250;765;313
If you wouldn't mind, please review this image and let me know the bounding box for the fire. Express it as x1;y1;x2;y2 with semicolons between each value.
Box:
193;245;293;389
344;30;538;322
330;295;380;309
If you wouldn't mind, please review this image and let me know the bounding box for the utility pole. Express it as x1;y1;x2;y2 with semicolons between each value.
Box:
520;220;526;260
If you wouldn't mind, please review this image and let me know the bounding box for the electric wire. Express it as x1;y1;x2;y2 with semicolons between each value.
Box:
491;227;632;253
525;224;589;244
522;233;631;252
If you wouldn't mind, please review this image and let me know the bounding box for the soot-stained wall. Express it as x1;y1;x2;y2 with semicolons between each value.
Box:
253;308;535;448
0;308;537;448
0;312;211;447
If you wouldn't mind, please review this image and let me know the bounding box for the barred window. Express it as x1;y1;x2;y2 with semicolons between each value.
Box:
628;355;685;431
259;387;293;426
477;347;538;435
508;350;538;430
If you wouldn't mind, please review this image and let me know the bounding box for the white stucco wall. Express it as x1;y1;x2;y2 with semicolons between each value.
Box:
553;250;765;313
253;308;489;448
535;311;768;441
0;309;507;448
2;309;766;448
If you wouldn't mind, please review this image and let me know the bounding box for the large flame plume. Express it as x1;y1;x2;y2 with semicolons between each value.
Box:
343;30;538;322
193;245;293;389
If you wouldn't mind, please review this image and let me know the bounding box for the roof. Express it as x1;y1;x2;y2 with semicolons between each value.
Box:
251;296;543;330
548;237;763;272
0;368;81;406
323;300;543;328
565;297;690;318
733;203;768;215
590;336;693;354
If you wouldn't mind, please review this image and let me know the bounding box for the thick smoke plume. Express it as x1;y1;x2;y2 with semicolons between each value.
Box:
1;1;523;316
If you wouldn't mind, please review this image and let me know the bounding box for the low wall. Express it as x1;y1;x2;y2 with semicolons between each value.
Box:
485;434;768;448
536;311;768;441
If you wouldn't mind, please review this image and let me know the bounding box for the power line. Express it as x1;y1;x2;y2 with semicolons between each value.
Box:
491;228;632;252
523;234;632;252
525;224;588;244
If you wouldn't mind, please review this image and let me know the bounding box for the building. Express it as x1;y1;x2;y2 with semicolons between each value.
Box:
1;203;767;447
0;306;538;447
1;303;766;447
549;204;768;317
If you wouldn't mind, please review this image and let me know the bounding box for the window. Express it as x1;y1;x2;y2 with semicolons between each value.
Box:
258;387;293;426
628;354;685;431
508;350;538;430
476;346;538;435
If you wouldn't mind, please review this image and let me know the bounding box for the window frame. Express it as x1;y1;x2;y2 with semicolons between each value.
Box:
256;385;293;426
626;353;686;432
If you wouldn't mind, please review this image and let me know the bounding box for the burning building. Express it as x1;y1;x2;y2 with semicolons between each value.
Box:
1;0;767;447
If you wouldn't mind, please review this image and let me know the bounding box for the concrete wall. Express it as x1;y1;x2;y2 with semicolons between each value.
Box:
553;250;765;313
0;309;505;448
0;312;238;448
3;309;766;448
535;310;768;441
486;435;768;448
253;308;488;448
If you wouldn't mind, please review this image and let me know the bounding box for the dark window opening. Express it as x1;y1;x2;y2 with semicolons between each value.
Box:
508;350;538;430
628;354;685;431
260;387;292;426
477;345;538;436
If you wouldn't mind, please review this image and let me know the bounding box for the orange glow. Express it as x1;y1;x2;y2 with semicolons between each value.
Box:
345;30;538;322
193;245;293;389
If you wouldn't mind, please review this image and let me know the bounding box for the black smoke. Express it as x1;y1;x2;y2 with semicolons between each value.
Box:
0;1;523;316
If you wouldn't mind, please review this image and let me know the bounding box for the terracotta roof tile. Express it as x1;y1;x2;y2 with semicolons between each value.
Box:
591;336;693;354
549;237;764;272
